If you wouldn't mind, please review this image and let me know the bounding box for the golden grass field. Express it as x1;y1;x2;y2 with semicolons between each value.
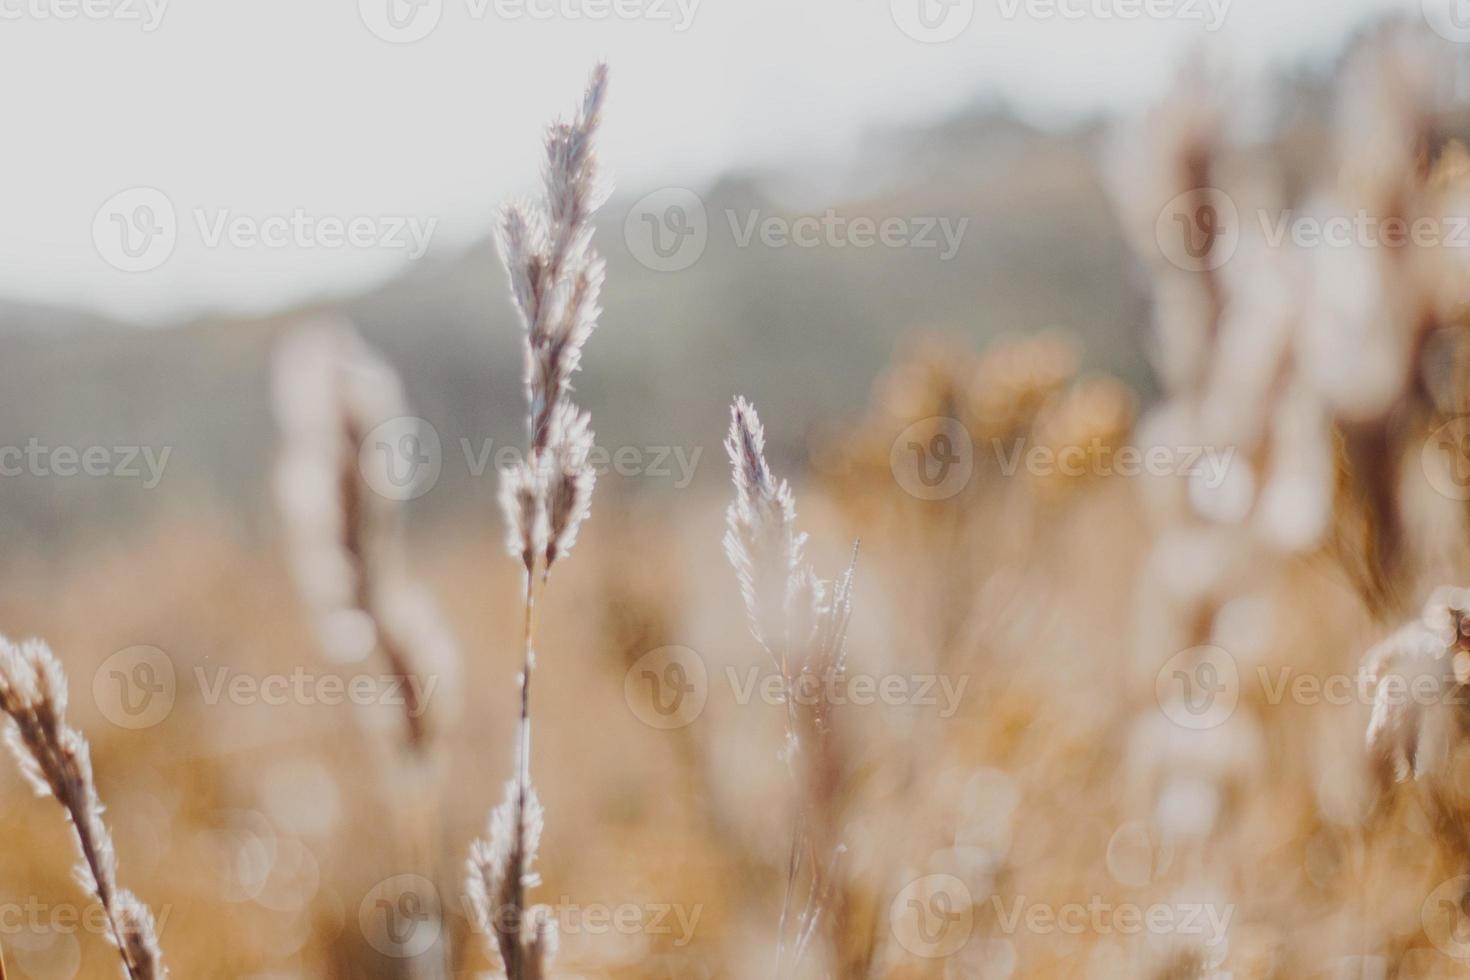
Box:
0;325;1447;979
10;14;1470;980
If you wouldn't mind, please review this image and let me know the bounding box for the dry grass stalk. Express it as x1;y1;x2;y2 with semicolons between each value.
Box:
723;396;860;977
274;319;459;978
465;63;608;980
1114;25;1460;606
1104;21;1470;975
273;318;457;756
0;635;166;980
1310;25;1458;604
1106;53;1262;978
1359;586;1470;939
1363;586;1470;784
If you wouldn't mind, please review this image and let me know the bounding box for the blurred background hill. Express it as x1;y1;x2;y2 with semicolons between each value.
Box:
0;81;1343;550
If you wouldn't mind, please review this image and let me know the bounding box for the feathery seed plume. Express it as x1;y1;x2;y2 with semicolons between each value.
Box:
721;396;859;973
723;396;808;665
470;63;610;980
543;400;596;570
273;319;457;754
466;780;554;978
0;636;167;980
499;458;548;574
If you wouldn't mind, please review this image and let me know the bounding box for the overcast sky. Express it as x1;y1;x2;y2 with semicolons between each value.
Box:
0;0;1419;323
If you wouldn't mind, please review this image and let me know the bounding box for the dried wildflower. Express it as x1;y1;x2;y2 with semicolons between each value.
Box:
0;636;167;980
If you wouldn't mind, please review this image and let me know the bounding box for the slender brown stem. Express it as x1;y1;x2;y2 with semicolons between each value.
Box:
774;819;804;979
517;565;536;786
504;564;539;980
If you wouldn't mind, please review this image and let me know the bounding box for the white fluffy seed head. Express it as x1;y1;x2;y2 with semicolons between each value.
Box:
500;458;548;573
495;64;610;580
544;401;597;571
723;397;806;659
0;635;167;979
466;779;551;977
1362;588;1470;781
